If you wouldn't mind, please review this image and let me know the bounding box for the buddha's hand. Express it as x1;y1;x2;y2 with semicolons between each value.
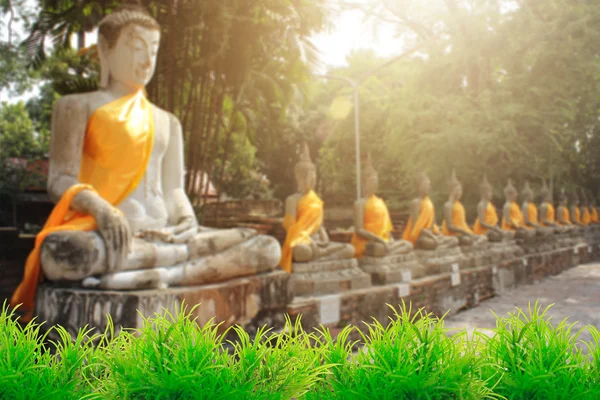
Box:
137;216;198;244
95;205;131;272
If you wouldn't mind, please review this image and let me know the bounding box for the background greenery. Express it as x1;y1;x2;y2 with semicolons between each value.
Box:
1;0;599;221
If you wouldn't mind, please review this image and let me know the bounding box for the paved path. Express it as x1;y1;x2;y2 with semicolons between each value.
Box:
445;263;600;343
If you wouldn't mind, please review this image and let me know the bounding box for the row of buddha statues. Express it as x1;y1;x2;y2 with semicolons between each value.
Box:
9;5;597;321
280;144;598;270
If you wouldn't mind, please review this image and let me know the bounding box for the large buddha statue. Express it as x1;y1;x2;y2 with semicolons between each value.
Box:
402;171;458;250
501;179;535;240
520;181;553;236
10;5;281;320
351;154;413;258
441;170;487;246
279;144;354;273
473;175;513;242
539;180;569;233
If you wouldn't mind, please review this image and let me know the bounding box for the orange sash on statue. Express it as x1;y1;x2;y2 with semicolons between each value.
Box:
402;196;435;244
582;207;591;225
525;203;539;225
574;207;582;224
442;201;473;236
351;195;393;258
10;91;155;321
591;208;599;224
280;190;324;273
502;202;530;231
557;206;571;225
473;202;498;234
540;202;555;226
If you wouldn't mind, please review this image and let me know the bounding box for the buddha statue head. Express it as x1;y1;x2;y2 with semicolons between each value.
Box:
504;179;517;202
415;170;431;197
581;189;589;206
559;188;568;206
448;169;463;201
294;142;317;194
591;193;597;208
362;153;378;198
572;190;580;206
97;5;161;90
522;181;534;202
540;179;551;203
480;174;493;201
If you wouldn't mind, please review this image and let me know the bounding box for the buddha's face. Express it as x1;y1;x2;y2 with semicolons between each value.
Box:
524;190;533;202
506;189;517;202
296;168;316;193
417;176;431;196
102;24;160;88
451;184;463;201
363;173;378;198
481;186;492;201
541;191;551;202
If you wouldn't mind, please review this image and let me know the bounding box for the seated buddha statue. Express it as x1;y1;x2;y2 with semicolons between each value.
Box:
402;171;459;250
556;189;578;231
539;180;569;233
279;144;354;273
10;5;281;320
473;174;514;242
570;192;585;227
520;181;553;236
441;169;487;246
581;191;592;226
501;179;536;240
351;154;412;258
590;196;599;224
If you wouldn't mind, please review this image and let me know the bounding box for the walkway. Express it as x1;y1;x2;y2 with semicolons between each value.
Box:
444;263;600;343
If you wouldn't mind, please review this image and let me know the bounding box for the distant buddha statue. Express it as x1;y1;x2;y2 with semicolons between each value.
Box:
570;191;585;226
473;174;513;242
402;171;459;250
441;169;487;246
556;189;574;226
520;181;553;236
591;195;599;224
539;180;568;233
351;154;412;258
10;5;281;320
501;179;536;239
280;144;354;272
581;191;592;226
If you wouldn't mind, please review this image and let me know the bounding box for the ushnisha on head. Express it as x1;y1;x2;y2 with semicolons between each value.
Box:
97;4;161;90
522;181;534;202
540;179;551;202
415;170;431;197
361;153;379;198
448;168;462;200
480;174;493;200
294;142;317;193
504;179;517;202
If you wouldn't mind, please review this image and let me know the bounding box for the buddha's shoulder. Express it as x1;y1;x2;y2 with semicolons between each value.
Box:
151;104;181;128
54;92;99;111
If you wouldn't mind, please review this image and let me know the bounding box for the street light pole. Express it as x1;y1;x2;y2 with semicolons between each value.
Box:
314;75;362;202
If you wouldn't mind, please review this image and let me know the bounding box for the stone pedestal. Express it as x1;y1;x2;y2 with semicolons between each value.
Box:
290;258;371;297
518;234;557;255
413;246;467;276
358;252;424;284
460;242;492;269
488;240;524;263
35;270;291;339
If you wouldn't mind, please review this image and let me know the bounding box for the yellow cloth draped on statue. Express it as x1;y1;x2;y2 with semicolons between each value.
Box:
591;208;599;224
574;207;582;224
280;190;324;273
441;201;473;236
473;202;498;235
540;203;555;226
402;196;435;244
525;203;539;225
502;202;530;231
582;207;591;225
10;91;155;321
351;195;394;258
557;207;571;225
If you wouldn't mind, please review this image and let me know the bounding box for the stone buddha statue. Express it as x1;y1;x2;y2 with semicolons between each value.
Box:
590;195;599;224
556;189;573;226
10;5;281;320
501;179;535;240
279;144;354;272
441;169;487;246
473;174;513;242
580;190;592;226
570;191;585;226
520;181;553;236
402;171;458;250
539;180;569;233
351;154;413;258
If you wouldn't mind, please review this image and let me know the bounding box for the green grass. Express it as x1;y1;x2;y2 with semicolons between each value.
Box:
1;300;599;399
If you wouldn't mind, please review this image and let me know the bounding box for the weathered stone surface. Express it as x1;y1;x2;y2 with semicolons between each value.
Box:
290;258;371;297
358;252;423;284
413;246;467;275
35;270;290;339
488;240;523;263
459;242;493;269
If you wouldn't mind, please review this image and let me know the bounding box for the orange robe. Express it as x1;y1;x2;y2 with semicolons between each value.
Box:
591;208;599;224
582;207;591;225
402;196;436;244
351;195;394;258
441;201;473;236
280;190;324;273
524;203;539;226
573;207;582;224
539;202;555;226
502;202;530;231
557;206;571;225
10;91;155;321
473;202;498;234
